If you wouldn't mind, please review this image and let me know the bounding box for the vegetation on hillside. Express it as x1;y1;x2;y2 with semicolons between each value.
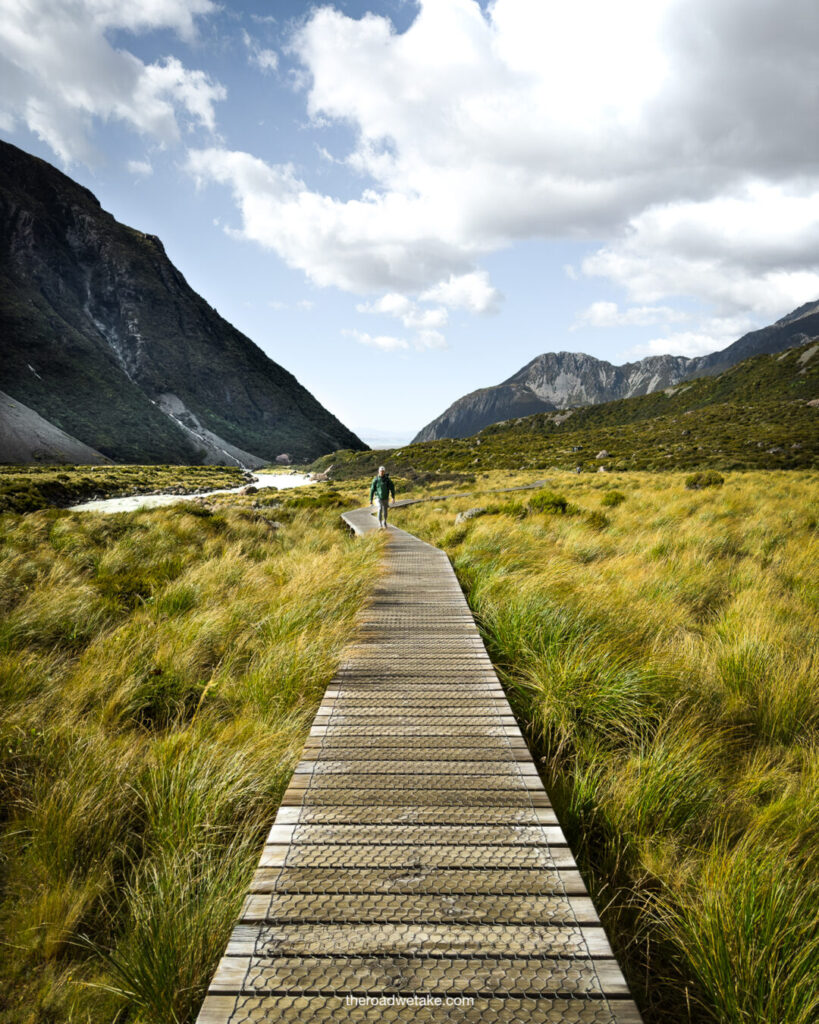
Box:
391;470;819;1024
1;140;366;464
0;464;249;515
0;495;382;1023
312;339;819;479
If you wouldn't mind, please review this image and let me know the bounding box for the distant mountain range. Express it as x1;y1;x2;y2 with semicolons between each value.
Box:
0;140;366;465
413;301;819;442
313;336;819;479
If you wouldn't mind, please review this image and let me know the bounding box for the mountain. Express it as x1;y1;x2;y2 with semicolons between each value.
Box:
0;140;366;465
0;390;110;464
412;301;819;442
313;337;819;480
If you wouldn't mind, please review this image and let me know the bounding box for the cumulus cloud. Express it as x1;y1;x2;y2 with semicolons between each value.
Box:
0;0;223;163
127;158;153;176
620;315;761;359
573;302;689;329
242;29;278;73
342;328;409;351
186;0;818;330
582;184;819;317
419;272;501;314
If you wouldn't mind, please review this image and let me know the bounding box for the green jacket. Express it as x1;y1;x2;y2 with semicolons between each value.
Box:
370;473;395;502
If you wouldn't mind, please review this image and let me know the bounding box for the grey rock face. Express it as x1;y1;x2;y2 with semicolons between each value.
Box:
0;140;368;465
412;300;819;442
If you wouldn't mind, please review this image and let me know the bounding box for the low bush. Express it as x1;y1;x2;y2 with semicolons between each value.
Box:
528;489;569;514
601;489;626;507
686;470;725;489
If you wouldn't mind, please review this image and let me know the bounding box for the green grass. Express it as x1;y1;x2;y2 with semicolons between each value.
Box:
0;493;382;1023
0;464;248;514
391;469;819;1024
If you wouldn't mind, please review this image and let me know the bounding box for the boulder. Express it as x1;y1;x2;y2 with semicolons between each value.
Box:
239;484;258;495
597;465;609;473
596;450;609;459
275;453;291;465
455;507;486;524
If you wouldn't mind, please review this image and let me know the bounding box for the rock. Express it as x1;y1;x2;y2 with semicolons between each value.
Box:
768;447;783;454
596;450;609;459
276;453;292;464
807;398;819;407
571;445;583;452
239;484;258;495
455;507;486;524
310;471;330;482
597;465;609;473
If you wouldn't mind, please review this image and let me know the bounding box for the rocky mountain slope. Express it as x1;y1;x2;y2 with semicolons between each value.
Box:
413;300;819;441
314;337;819;479
0;141;366;465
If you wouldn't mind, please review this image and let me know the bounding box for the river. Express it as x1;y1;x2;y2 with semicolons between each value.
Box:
67;472;316;514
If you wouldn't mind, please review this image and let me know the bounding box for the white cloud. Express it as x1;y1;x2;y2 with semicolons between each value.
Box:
242;29;279;73
415;329;447;350
343;328;409;351
187;0;818;325
573;301;689;329
358;293;448;328
582;184;819;317
419;272;500;314
357;293;413;317
620;315;759;359
127;158;153;176
0;0;223;164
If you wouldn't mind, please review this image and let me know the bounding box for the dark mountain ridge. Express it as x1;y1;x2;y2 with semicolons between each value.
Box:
413;300;819;442
0;140;366;465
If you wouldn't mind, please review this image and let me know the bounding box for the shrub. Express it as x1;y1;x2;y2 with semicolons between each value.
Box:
686;470;725;489
585;510;610;531
528;489;568;514
601;490;626;507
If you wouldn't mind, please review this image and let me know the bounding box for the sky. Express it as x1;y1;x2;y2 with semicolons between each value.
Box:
1;0;818;446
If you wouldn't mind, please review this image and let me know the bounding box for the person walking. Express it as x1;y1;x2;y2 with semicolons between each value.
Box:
369;465;395;529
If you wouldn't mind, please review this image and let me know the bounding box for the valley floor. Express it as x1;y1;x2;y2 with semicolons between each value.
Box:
391;468;819;1024
0;468;816;1023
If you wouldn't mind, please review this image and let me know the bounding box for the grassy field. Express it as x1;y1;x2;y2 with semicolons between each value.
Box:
389;469;819;1024
2;466;818;1023
0;491;382;1023
0;464;251;515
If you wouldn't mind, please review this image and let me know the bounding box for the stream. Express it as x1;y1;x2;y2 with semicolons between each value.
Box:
67;472;316;514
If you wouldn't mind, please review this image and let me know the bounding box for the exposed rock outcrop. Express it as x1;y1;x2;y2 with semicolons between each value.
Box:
0;140;368;465
413;301;819;442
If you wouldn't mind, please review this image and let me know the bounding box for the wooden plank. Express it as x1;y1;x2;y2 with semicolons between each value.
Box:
249;866;589;895
198;995;643;1024
209;953;627;995
258;843;576;869
238;893;601;926
265;822;565;845
225;922;615;958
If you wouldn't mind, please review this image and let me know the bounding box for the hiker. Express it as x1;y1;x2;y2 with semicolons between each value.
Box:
369;465;395;529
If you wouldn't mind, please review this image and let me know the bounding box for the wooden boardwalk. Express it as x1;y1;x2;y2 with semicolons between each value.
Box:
196;508;642;1024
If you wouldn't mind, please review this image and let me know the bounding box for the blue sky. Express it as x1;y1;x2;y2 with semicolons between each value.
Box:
2;0;818;445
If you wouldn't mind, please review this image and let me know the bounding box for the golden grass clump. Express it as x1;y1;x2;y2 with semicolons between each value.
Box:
0;499;382;1024
393;468;819;1024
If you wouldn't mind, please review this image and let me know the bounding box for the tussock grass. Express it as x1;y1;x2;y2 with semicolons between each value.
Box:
394;469;819;1023
0;499;381;1023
